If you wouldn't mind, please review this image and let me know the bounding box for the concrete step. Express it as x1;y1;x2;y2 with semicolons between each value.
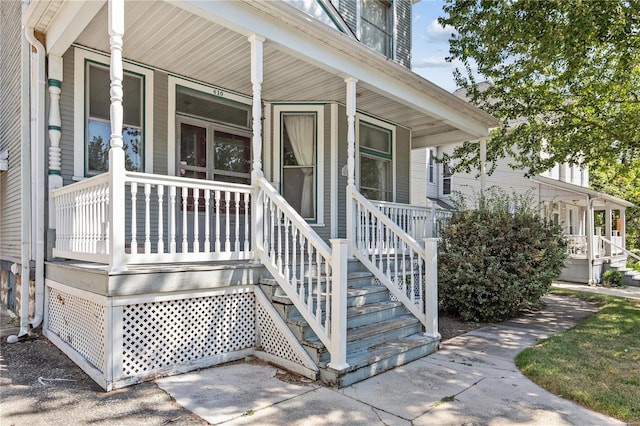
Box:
320;333;439;387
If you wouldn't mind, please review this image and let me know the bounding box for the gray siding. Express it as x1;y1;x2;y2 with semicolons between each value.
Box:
0;0;23;262
153;71;168;175
394;0;412;68
395;125;410;203
338;0;358;35
337;105;348;238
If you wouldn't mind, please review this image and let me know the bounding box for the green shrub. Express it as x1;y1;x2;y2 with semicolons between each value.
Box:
438;188;567;322
602;270;624;287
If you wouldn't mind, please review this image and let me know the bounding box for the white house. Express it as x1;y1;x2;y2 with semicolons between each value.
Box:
0;0;498;390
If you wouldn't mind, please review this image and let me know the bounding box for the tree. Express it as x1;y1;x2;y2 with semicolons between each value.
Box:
438;1;640;242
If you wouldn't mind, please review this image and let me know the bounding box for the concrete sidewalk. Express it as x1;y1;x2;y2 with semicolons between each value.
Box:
553;281;640;299
157;294;623;425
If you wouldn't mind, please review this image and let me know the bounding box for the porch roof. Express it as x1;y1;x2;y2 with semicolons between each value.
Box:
533;176;634;209
24;0;498;145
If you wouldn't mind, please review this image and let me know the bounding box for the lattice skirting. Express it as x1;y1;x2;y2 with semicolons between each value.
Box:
44;279;317;390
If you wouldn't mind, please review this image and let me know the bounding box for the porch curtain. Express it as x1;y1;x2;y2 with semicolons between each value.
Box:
284;114;314;218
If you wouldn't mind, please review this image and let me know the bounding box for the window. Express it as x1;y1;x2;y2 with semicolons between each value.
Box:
428;150;435;184
282;113;317;219
442;163;452;195
360;0;392;57
85;63;143;175
359;121;392;201
74;48;154;179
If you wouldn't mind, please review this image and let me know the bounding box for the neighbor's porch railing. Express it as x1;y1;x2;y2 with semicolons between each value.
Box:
370;200;452;240
348;187;439;338
52;171;253;265
254;175;348;369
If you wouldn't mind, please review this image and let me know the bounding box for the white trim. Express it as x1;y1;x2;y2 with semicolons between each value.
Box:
273;104;325;226
355;113;396;202
113;285;254;307
73;47;154;178
167;75;253;177
264;102;273;181
330;103;339;238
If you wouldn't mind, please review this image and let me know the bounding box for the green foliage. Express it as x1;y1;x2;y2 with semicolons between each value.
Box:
438;188;567;322
602;270;624;287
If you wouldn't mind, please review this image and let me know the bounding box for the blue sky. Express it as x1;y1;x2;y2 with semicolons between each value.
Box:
410;0;462;92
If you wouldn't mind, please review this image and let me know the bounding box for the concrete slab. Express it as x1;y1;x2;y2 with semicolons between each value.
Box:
415;375;625;425
554;281;640;300
156;362;318;425
226;386;409;426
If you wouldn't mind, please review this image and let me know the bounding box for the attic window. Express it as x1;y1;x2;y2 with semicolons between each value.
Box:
360;0;392;57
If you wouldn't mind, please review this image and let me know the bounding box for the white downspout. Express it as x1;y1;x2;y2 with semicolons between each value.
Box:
9;28;33;342
25;28;46;329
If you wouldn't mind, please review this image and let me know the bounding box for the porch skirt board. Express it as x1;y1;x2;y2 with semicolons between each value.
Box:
43;279;315;390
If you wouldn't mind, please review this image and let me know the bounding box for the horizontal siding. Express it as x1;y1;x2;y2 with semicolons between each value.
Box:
0;0;23;261
339;0;358;36
395;125;410;204
60;48;75;185
153;71;168;175
394;0;411;69
337;104;348;239
410;148;427;206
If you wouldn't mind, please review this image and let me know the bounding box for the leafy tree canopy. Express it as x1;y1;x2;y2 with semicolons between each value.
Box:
439;0;640;181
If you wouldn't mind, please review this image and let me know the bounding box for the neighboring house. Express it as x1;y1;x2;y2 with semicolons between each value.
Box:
410;85;635;286
0;0;497;390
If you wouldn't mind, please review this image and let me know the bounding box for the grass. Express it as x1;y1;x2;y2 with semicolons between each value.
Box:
628;260;640;273
515;289;640;424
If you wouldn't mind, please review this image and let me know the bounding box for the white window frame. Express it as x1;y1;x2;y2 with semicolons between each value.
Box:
167;76;252;177
73;47;154;179
428;149;436;185
356;113;396;202
356;0;395;59
273;104;325;226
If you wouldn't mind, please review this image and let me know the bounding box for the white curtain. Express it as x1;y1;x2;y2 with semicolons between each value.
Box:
284;114;315;218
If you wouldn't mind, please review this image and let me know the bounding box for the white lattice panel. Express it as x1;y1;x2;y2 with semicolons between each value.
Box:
122;293;255;376
47;287;107;373
256;302;308;367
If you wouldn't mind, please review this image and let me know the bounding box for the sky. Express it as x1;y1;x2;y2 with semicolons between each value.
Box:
410;0;463;92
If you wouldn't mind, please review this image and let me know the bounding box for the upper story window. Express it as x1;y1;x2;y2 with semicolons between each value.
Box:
360;0;392;57
442;163;452;195
428;149;435;184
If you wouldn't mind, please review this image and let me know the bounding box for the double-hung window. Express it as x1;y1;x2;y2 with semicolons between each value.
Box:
428;149;435;184
360;0;392;57
442;163;452;195
359;120;393;202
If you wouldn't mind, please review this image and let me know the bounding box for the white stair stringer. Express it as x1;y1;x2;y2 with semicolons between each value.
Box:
254;287;319;380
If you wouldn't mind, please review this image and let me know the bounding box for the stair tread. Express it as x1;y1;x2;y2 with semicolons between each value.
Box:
270;285;388;306
286;301;405;327
339;334;437;373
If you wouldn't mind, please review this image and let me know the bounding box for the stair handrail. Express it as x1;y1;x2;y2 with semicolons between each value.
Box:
254;176;348;369
347;186;439;338
599;236;640;262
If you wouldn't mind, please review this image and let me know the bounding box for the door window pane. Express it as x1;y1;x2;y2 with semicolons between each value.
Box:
360;154;391;201
282;113;316;219
213;131;251;185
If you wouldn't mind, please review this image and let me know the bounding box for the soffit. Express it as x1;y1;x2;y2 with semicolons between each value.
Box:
72;1;458;137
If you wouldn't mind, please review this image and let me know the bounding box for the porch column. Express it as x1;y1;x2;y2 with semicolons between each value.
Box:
479;137;487;195
586;195;594;284
47;55;64;227
605;205;612;256
345;77;357;241
249;34;265;181
108;0;126;272
620;208;626;250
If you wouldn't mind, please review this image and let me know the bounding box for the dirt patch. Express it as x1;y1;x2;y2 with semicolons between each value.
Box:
438;312;489;341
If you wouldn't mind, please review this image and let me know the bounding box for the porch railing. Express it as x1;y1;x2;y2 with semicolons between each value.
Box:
348;187;439;337
601;236;639;261
370;200;452;240
566;235;588;256
255;175;348;369
52;172;253;265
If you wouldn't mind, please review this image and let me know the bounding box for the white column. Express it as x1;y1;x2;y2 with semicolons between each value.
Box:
345;78;357;188
249;34;264;181
108;0;126;272
605;205;612;256
424;238;440;339
586;196;594;284
479;138;487;195
48;55;64;227
620;208;626;250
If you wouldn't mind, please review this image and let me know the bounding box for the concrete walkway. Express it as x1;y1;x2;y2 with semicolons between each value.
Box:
553;280;640;299
157;294;624;425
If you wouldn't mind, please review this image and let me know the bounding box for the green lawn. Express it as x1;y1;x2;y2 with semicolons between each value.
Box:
516;289;640;424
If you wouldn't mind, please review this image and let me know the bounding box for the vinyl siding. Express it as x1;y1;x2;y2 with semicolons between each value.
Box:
337;104;348;239
0;0;23;262
395;125;410;203
394;0;411;68
338;0;358;35
60;48;75;185
410;148;427;206
153;71;168;175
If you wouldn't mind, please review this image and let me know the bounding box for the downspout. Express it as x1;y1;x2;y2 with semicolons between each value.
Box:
25;28;46;329
8;28;33;342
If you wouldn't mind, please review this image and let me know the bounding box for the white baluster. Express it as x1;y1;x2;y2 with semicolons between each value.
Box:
277;206;283;273
315;250;322;324
204;189;210;253
130;182;137;255
234;191;240;253
307;239;313;311
225;191;231;252
169;185;176;253
299;234;306;299
157;185;164;254
182;187;189;253
291;226;298;291
243;192;250;252
284;217;290;280
193;188;200;253
215;190;221;252
144;183;151;254
269;201;276;264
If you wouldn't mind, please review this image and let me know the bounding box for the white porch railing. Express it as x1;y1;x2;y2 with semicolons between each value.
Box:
52;172;253;265
601;236;638;261
370;200;452;240
348;187;439;337
566;235;588;256
254;176;348;369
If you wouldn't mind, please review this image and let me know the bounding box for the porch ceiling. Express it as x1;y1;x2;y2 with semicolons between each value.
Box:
70;1;475;141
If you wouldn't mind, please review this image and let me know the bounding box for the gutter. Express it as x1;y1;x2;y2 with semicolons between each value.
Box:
24;28;46;329
9;28;33;342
